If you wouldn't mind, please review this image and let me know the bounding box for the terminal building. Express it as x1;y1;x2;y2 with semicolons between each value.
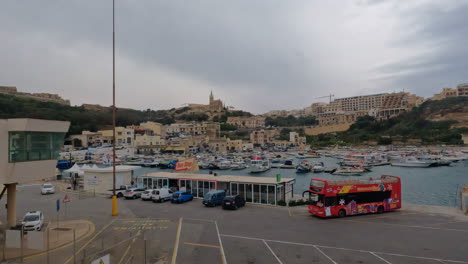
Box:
0;118;70;226
137;172;296;206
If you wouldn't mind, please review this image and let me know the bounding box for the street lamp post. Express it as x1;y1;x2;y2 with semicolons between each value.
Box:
111;0;118;216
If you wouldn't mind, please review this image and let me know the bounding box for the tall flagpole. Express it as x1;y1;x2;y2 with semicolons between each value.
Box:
111;0;118;216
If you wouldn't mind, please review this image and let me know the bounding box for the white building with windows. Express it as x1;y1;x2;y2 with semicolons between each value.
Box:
0;118;70;226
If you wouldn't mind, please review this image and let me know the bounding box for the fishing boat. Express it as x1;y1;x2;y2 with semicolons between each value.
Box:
296;160;311;173
249;157;271;173
217;160;232;170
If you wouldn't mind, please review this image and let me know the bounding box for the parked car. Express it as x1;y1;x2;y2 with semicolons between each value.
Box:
107;185;132;198
171;191;193;203
41;184;55;195
203;190;226;207
151;188;173;203
222;195;246;210
141;189;154;201
124;188;145;199
22;211;44;231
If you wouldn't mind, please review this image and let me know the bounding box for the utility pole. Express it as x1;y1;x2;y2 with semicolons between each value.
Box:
111;0;118;216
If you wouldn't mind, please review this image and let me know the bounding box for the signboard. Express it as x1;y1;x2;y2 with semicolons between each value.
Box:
87;176;98;185
63;194;71;203
91;254;110;264
56;199;60;212
276;174;281;183
175;158;199;172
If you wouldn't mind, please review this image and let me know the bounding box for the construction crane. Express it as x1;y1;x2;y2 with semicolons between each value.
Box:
316;94;335;103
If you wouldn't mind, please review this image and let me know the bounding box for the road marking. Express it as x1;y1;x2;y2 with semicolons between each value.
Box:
339;219;468;233
371;252;392;264
215;221;228;264
263;240;283;264
185;218;215;223
23;220;95;260
184;242;220;248
118;219;149;264
313;245;337;264
63;218;116;264
171;217;183;264
220;234;468;264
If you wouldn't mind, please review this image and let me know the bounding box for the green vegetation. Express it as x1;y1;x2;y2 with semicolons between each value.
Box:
265;115;317;127
277;128;304;140
220;123;238;131
307;97;468;146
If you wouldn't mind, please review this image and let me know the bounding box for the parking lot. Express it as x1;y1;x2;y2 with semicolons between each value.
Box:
2;184;468;263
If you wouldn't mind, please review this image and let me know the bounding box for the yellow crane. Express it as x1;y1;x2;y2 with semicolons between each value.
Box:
316;94;335;103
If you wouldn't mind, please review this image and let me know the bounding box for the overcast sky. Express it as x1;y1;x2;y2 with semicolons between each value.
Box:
1;0;467;114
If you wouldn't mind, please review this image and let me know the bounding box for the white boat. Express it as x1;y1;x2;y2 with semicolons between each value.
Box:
391;157;433;168
280;160;295;169
249;158;271;173
332;167;365;176
217;160;232;170
312;162;325;173
231;161;247;170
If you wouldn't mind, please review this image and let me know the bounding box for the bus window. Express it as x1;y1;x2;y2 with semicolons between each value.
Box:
325;197;336;206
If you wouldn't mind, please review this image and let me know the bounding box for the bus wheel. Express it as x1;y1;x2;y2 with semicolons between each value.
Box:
377;206;384;214
338;209;346;218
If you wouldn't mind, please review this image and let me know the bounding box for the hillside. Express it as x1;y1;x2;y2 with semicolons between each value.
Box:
308;97;468;146
0;93;254;135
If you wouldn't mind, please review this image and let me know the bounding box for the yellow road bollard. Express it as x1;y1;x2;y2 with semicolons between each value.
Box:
112;195;118;216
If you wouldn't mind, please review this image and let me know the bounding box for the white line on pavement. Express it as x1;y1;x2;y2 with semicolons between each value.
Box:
371;252;392;264
313;245;337;264
220;234;468;264
215;221;228;264
185;218;215;223
263;240;284;264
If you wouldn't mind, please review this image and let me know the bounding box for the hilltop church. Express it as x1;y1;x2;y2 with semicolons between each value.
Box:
185;91;225;118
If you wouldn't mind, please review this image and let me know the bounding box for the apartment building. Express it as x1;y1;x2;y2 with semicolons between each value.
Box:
457;83;468;96
164;122;220;138
226;116;266;128
250;129;278;146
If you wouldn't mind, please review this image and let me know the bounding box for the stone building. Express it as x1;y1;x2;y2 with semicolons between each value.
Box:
250;129;278;146
226;116;266;128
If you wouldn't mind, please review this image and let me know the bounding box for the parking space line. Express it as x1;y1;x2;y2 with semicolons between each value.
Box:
370;252;392;264
117;219;149;264
171;217;183;264
263;240;284;264
313;245;337;264
63;218;116;264
220;234;468;264
215;221;228;264
184;242;220;248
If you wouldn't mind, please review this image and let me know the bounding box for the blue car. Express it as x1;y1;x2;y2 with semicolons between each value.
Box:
171;191;193;203
203;190;226;207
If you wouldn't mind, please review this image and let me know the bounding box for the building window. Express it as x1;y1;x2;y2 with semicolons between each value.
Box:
9;131;66;163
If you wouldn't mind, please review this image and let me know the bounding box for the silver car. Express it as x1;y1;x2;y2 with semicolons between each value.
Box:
41;184;55;195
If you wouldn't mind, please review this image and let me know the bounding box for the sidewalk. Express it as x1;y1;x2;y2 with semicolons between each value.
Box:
2;219;95;261
403;203;468;220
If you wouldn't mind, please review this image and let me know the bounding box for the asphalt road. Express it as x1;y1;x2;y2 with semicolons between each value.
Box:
1;184;468;264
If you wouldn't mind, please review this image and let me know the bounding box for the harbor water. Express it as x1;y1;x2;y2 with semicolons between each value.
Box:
134;157;468;207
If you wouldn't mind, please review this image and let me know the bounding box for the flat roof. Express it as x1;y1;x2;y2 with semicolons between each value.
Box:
143;172;295;185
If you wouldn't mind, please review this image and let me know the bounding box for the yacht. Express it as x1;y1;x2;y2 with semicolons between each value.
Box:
231;161;247;170
332;166;365;176
312;162;325;173
280;160;295;169
391;156;434;168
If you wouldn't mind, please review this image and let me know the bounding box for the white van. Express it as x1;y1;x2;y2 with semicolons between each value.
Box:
151;188;173;203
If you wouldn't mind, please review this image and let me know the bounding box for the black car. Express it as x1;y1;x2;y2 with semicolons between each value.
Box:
221;195;246;210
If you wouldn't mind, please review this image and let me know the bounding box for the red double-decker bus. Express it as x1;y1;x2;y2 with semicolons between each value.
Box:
304;175;401;218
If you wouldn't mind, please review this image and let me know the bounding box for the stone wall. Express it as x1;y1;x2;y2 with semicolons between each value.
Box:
303;123;351;136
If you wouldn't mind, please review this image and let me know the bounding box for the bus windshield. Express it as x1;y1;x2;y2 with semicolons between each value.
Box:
310;179;325;188
309;193;324;206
